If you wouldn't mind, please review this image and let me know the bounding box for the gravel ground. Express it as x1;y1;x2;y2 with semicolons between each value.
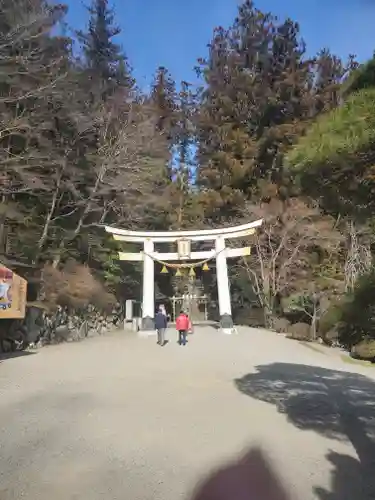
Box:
1;325;375;500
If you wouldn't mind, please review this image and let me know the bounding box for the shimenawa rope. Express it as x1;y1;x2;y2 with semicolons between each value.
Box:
142;247;226;269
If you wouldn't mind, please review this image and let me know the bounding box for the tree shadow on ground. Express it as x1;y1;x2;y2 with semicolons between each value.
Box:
0;350;36;363
234;364;375;500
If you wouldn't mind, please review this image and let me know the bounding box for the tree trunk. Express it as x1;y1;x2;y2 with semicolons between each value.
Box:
73;163;106;238
263;303;276;329
51;240;66;269
0;213;6;254
0;194;9;254
310;313;317;341
37;175;62;251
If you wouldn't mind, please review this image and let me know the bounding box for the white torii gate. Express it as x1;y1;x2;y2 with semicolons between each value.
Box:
104;219;263;334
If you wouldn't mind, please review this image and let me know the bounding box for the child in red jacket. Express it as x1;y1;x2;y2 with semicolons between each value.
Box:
176;310;189;346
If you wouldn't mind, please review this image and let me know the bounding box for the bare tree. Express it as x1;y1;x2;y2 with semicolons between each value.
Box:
235;199;342;327
49;96;167;267
0;0;68;174
80;98;165;230
287;287;331;341
344;220;372;292
0;0;68;259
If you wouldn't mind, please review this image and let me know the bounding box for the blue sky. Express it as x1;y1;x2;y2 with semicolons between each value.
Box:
64;0;375;90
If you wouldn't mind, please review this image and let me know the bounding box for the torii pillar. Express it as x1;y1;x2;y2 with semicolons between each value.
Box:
142;238;155;330
215;236;233;333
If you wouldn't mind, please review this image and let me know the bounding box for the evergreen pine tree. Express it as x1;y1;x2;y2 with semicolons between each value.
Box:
151;66;177;141
77;0;133;100
287;55;375;220
171;81;196;229
148;65;178;188
196;0;350;220
313;49;357;113
196;24;251;223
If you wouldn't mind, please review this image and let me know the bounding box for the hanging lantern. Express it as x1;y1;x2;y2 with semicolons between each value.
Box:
161;265;168;274
189;267;196;277
202;262;209;271
175;268;182;277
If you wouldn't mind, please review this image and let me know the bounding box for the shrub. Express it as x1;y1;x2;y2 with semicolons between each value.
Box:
273;317;291;334
324;329;339;346
282;293;316;325
42;261;116;312
288;322;311;341
319;304;342;335
351;339;375;361
338;268;375;348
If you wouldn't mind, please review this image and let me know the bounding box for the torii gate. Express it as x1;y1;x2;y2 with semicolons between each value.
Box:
104;219;263;334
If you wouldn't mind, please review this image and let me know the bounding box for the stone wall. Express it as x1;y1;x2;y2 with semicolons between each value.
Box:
0;303;124;353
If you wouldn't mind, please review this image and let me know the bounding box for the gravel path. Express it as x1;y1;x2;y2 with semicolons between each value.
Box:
1;326;375;500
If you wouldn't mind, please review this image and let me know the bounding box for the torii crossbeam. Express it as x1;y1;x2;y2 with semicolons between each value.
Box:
104;219;263;334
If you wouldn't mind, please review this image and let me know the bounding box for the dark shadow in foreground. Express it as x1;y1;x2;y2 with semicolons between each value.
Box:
0;350;36;362
234;363;375;500
191;447;290;500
